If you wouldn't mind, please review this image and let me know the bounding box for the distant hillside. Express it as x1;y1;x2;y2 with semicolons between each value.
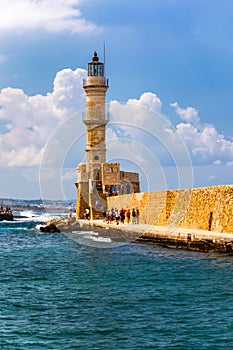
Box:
0;198;76;212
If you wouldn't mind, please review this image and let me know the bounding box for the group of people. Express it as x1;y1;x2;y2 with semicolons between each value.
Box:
103;207;140;225
0;206;12;214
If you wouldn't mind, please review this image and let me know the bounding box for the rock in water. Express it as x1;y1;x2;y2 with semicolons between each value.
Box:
40;223;60;233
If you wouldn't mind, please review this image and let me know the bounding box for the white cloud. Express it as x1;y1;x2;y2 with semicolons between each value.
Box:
6;145;44;167
108;92;193;191
109;95;233;172
176;122;233;164
128;92;162;112
171;102;200;125
0;0;98;33
0;67;86;168
171;102;233;165
213;160;222;166
109;92;162;139
2;83;230;172
50;67;86;115
1;77;233;198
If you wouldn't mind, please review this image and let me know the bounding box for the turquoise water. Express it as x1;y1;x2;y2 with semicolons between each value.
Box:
1;219;233;349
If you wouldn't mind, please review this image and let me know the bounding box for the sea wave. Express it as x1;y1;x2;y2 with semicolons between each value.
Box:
65;230;117;248
84;235;112;243
72;230;99;236
14;211;61;223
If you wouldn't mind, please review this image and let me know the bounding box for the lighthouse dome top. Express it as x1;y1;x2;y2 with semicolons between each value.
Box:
92;51;99;62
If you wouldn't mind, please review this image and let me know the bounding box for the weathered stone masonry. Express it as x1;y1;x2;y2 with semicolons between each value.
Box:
75;52;140;219
107;185;233;233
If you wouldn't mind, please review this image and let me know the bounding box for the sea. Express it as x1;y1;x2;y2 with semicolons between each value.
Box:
1;211;233;349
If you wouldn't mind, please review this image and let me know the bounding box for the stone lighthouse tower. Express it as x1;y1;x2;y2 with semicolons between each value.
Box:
84;51;109;180
75;51;140;219
75;51;109;218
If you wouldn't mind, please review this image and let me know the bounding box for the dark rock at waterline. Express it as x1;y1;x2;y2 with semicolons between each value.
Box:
14;215;29;219
40;223;60;233
0;213;13;221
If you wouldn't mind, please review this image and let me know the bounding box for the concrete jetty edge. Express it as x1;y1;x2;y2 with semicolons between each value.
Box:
42;216;233;253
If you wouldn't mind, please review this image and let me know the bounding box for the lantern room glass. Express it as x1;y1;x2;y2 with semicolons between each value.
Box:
88;63;104;77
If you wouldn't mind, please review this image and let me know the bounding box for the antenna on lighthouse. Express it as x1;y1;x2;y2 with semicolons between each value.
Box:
103;42;106;77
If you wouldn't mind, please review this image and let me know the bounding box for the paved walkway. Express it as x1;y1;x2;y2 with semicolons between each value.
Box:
48;216;233;243
79;219;233;242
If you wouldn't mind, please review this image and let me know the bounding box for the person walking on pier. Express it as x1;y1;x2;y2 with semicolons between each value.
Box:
126;209;131;223
120;208;126;224
136;209;140;224
115;209;120;225
132;208;136;224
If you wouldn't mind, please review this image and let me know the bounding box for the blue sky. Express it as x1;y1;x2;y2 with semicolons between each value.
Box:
0;0;233;199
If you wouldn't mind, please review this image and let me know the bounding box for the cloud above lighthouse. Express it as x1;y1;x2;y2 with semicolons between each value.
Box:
108;97;233;168
171;102;233;166
0;68;86;168
0;65;232;198
0;66;233;170
0;0;98;33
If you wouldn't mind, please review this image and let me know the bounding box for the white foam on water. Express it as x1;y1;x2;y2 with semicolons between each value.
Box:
14;211;62;223
19;210;36;218
72;230;99;236
84;235;112;243
64;230;118;248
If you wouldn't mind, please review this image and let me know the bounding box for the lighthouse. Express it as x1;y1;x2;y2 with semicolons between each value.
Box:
75;51;140;219
75;51;109;219
83;51;109;180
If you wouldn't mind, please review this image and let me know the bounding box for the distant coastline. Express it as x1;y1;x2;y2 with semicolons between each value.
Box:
0;198;75;214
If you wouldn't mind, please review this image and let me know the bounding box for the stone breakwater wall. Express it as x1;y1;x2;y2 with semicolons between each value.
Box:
43;217;233;253
107;185;233;233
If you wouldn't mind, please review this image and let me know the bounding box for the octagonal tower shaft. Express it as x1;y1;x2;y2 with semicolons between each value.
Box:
83;51;109;181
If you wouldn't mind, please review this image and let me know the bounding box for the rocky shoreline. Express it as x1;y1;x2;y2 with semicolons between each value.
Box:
41;216;233;254
0;213;13;221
